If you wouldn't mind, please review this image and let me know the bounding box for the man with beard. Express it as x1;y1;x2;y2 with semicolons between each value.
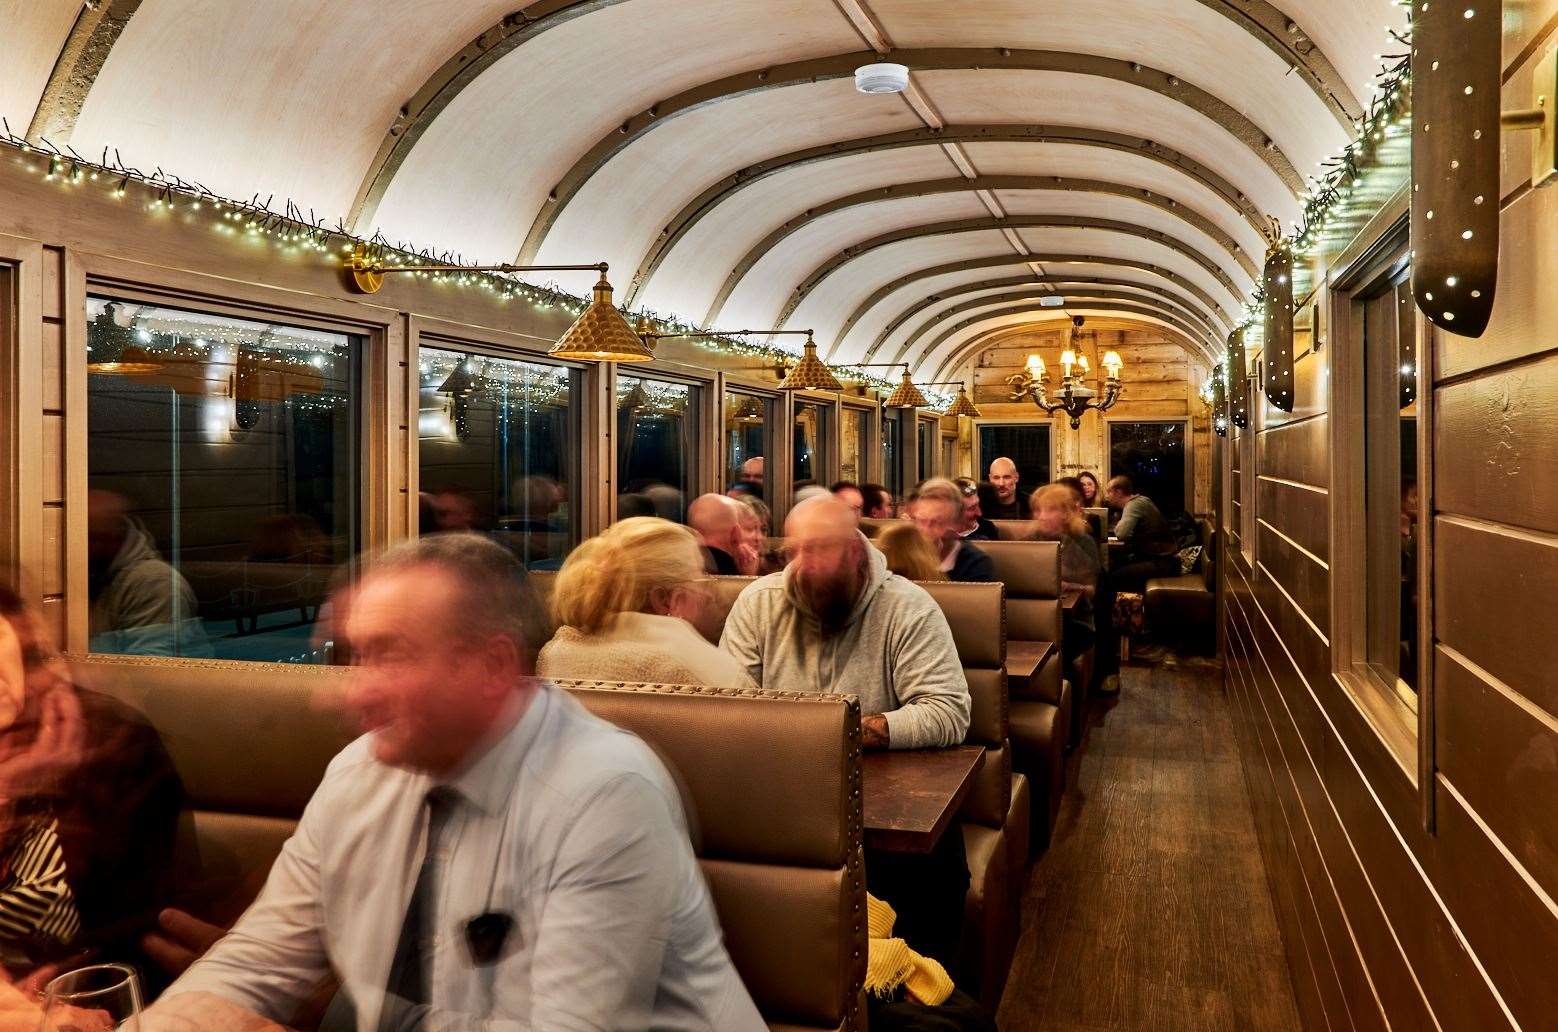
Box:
719;496;969;750
720;496;971;967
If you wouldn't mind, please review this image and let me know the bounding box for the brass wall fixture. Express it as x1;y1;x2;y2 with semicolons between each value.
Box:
1263;245;1295;412
917;381;983;418
1210;367;1229;437
1004;319;1124;429
1412;11;1555;337
344;248;651;362
848;364;930;408
1227;327;1249;429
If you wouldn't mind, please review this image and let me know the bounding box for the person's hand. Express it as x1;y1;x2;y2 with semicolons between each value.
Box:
0;977;111;1032
861;714;890;750
140;909;227;977
734;541;762;576
0;687;86;805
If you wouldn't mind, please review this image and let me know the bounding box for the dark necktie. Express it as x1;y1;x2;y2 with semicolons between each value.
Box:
378;787;457;1031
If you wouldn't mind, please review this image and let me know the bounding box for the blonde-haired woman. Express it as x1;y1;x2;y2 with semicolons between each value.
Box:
538;517;756;689
874;521;947;582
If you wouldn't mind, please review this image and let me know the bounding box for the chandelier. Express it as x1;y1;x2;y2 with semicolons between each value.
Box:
1005;320;1124;428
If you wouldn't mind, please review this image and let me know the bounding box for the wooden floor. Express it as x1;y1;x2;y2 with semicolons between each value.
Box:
997;660;1303;1031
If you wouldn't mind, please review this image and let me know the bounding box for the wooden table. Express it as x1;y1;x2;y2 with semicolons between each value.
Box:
862;745;985;853
1005;639;1056;693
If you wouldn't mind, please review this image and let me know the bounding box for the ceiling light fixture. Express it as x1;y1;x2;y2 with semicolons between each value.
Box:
855;62;910;94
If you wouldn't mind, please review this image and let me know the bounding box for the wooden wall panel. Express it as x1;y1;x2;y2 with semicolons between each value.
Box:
1434;351;1558;534
41;318;63;411
1257;521;1330;638
1258;476;1329;562
40;504;63;596
1434;515;1558;717
1261;348;1327;428
1257;416;1329;488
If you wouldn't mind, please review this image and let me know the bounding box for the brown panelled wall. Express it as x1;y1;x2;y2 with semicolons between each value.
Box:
1224;9;1558;1029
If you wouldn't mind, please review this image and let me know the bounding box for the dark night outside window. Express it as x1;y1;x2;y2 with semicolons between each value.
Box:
1108;421;1187;515
977;424;1051;492
616;375;698;523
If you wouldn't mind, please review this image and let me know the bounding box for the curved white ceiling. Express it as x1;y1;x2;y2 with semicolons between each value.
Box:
9;0;1406;372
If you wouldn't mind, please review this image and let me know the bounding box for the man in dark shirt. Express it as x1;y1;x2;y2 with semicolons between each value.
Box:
1104;476;1180;591
982;457;1029;520
908;480;995;582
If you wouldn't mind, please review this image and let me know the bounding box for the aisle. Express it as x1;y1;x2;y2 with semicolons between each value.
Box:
996;662;1302;1031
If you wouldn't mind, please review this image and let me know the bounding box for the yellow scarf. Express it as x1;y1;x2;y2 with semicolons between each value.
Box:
863;894;954;1006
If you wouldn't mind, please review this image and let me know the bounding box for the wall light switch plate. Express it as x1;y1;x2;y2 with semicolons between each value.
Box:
1534;43;1557;189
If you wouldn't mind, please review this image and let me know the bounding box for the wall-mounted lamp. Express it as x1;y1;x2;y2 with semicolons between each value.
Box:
1263;245;1295;412
917;380;983;418
345;248;651;362
644;328;840;390
849;364;929;407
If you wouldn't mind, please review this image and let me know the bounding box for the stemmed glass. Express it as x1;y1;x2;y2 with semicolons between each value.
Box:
38;963;142;1031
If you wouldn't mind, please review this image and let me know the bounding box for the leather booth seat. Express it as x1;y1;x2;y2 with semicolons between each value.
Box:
973;541;1071;850
70;656;866;1031
1145;519;1217;655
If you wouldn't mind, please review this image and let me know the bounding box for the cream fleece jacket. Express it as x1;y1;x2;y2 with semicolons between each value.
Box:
718;540;971;749
538;611;758;690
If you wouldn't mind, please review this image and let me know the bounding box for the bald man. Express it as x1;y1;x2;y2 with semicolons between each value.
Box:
984;457;1029;520
688;493;760;575
719;496;969;750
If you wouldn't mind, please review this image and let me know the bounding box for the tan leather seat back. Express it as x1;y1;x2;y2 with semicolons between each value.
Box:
858;517;894;538
70;655;354;921
980;540;1063;645
992;519;1034;541
560;682;865;1031
916;581;1010;827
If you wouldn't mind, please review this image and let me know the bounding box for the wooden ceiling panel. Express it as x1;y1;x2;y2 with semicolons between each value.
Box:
70;0;520;221
912;69;1299;221
635;146;960;319
370;0;858;263
871;0;1345;161
1012;226;1243;315
957;140;1268;259
717;192;988;331
992;190;1254;287
924;308;1207;379
782;230;1014;344
533;78;922;297
1286;0;1412;104
0;0;78;131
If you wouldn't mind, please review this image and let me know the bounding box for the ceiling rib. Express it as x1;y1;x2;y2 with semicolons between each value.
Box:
1191;0;1363;122
343;0;628;231
826;252;1236;361
25;0;144;144
929;305;1215;381
887;289;1221;366
917;300;1215;376
685;173;1256;327
518;48;1306;264
863;275;1225;363
768;214;1246;336
630;126;1267;317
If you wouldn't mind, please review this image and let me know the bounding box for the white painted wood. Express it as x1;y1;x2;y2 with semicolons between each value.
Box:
0;0;78;131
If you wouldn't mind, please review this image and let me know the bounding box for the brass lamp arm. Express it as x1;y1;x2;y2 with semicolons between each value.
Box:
347;248;609;294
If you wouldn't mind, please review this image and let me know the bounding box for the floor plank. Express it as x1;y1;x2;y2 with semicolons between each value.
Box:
997;660;1303;1031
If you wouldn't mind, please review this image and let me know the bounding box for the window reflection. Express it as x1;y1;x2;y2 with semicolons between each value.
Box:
86;297;358;663
418;347;580;570
841;408;869;484
917;420;935;482
1108;421;1187;516
617;375;697;522
882;412;902;500
1364;276;1419;692
793;401;829;492
724;391;770;496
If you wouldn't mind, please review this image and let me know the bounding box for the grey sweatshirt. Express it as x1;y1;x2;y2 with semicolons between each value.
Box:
719;540;972;749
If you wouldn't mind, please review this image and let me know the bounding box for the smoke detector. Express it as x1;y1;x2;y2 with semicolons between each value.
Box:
1038;295;1065;307
855;63;910;94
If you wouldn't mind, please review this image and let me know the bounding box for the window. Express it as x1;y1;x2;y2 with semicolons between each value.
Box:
917;418;936;482
882;411;902;500
840;406;870;484
793;400;830;491
724;390;773;493
977;423;1051;490
1109;420;1188;515
616;375;698;522
418;346;581;570
1237;375;1257;564
1362;273;1420;692
86;297;358;662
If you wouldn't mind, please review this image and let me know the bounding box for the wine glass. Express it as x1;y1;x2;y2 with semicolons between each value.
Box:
38;963;142;1032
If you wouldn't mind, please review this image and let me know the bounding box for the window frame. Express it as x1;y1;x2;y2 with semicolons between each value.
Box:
838;396;879;488
70;262;396;659
940;429;958;479
609;365;709;526
1327;216;1429;795
720;384;778;498
970;418;1056;489
916;411;939;483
